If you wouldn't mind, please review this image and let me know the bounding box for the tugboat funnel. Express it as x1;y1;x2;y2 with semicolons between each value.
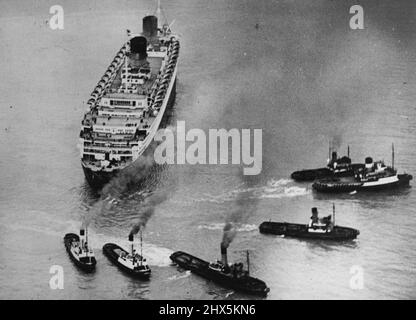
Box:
220;243;228;266
365;157;373;170
331;151;337;162
80;229;85;247
129;234;134;255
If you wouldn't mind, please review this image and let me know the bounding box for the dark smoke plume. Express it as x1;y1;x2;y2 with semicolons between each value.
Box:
330;133;343;151
221;173;261;249
128;191;169;237
221;222;237;249
82;142;166;229
101;143;158;200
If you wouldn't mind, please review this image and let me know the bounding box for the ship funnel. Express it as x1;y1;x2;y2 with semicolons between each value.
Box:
130;36;148;61
129;234;134;255
331;151;337;162
80;229;86;247
143;15;158;38
220;243;228;266
365;157;373;170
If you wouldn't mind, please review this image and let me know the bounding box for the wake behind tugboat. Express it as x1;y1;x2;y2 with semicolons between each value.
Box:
78;4;179;188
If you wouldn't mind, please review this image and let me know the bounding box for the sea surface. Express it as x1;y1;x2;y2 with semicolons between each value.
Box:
1;0;416;299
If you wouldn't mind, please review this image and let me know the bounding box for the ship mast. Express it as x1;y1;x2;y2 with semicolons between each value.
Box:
392;143;395;170
86;227;88;257
156;0;161;24
328;140;331;160
332;203;336;226
124;55;128;91
246;250;250;276
140;230;143;266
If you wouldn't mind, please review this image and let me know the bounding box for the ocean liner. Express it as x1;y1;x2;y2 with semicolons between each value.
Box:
78;2;179;187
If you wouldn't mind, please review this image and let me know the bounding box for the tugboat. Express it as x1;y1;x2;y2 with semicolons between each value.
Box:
103;232;151;279
313;146;412;193
170;244;270;297
259;205;359;241
64;228;97;272
291;146;364;182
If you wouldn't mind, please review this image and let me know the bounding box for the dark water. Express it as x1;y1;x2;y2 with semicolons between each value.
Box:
1;0;416;299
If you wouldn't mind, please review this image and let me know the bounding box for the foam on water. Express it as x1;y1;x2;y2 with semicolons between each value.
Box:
174;178;310;205
84;232;174;267
257;179;310;199
197;223;257;232
167;270;191;281
1;216;173;267
260;186;310;199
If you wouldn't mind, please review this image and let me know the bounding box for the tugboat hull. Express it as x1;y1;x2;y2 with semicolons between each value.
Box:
259;222;359;241
103;243;151;279
170;251;269;297
312;174;412;193
291;164;365;182
64;233;96;272
291;168;333;182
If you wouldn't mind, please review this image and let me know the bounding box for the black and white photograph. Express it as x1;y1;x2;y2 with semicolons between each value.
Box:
0;0;415;304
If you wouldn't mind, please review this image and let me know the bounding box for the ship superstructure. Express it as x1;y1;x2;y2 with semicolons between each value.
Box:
79;6;179;187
